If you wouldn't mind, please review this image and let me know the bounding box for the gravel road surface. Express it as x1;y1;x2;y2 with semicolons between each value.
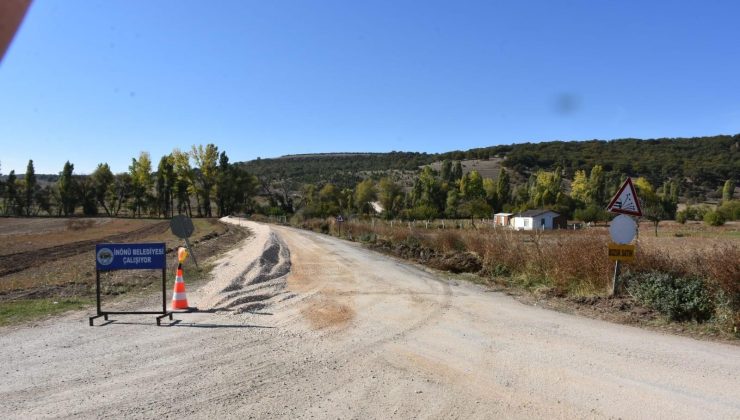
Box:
1;219;738;419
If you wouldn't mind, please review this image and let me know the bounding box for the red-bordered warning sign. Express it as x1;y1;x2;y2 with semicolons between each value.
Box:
606;177;642;217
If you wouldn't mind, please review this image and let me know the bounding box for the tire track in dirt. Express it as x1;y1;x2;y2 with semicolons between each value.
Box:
0;221;170;277
273;225;453;349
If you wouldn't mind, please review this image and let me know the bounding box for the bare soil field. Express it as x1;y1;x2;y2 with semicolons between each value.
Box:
0;219;738;419
0;217;247;302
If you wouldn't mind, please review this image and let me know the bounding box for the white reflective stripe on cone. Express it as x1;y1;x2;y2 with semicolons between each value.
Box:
172;292;188;301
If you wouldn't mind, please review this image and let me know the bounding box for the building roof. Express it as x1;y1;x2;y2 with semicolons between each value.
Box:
517;209;559;217
494;212;513;216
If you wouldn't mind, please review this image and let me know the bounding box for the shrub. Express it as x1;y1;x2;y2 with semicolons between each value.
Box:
574;205;609;223
675;210;687;224
703;210;725;226
718;199;740;221
437;230;465;252
683;205;710;221
625;271;714;322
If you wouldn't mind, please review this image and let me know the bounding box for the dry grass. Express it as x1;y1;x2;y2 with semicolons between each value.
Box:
292;217;739;334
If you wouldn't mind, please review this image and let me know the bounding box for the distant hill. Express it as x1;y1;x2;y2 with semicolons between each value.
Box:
446;135;738;188
238;135;739;196
240;152;437;191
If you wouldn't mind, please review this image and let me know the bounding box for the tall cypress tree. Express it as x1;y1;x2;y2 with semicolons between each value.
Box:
440;160;452;182
496;168;511;208
24;159;36;216
723;179;736;201
5;170;17;215
452;161;463;182
58;161;76;216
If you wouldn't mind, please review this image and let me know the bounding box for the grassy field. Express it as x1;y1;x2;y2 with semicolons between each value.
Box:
0;217;247;326
0;298;92;327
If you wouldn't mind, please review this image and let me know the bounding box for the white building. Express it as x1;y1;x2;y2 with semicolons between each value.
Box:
493;212;513;227
512;209;563;231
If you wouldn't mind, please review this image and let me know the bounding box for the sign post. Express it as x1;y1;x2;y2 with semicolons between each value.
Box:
89;242;172;326
606;178;642;295
336;215;344;236
170;215;198;268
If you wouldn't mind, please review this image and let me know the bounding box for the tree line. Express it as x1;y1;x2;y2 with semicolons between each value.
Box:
0;144;258;218
2;140;736;231
285;159;737;233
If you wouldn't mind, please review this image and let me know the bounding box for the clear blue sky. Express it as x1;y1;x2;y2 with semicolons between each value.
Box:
1;0;739;174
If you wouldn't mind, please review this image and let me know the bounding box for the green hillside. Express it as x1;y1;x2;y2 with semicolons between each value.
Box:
238;134;739;194
240;152;437;189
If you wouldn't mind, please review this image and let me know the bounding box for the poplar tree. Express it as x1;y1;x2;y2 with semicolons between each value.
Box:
216;152;234;217
172;148;194;216
452;161;463;182
377;177;402;219
5;170;17;215
354;179;376;215
24;160;36;216
440;160;452;182
156;155;175;218
445;189;458;218
129;152;153;217
723;179;736;202
496;168;511;208
570;170;590;204
58;162;76;216
91;163;114;216
191;144;219;217
588;165;606;205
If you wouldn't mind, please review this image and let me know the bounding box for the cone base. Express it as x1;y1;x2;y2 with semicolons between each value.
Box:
171;300;189;310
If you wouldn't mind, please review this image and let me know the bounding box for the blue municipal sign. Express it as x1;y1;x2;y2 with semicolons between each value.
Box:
96;243;166;270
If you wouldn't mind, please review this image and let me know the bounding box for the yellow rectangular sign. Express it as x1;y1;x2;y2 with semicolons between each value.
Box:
608;243;636;262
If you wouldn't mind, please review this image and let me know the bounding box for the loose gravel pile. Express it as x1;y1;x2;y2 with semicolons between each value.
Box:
197;217;292;314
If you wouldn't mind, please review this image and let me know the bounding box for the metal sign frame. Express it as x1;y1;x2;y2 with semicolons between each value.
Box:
89;243;173;326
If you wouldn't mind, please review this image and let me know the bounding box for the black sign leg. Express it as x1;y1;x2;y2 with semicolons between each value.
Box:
162;267;166;315
96;271;101;315
89;271;104;326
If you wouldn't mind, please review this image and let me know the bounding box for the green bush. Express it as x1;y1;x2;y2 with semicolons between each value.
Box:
574;205;609;223
703;210;725;226
718;200;740;221
625;271;714;322
675;210;687;224
683;205;710;221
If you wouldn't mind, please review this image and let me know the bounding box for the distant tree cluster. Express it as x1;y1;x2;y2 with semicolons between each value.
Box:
292;161;514;221
0;144;258;218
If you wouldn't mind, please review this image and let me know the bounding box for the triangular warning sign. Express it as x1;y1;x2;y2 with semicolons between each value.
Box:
606;177;642;217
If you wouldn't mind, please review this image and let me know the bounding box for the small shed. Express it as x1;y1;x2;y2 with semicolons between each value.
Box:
493;212;513;227
512;209;562;231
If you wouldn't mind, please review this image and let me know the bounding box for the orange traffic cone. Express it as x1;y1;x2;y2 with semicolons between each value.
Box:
171;263;189;310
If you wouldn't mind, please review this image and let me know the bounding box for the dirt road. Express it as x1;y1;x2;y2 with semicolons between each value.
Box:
1;220;738;419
